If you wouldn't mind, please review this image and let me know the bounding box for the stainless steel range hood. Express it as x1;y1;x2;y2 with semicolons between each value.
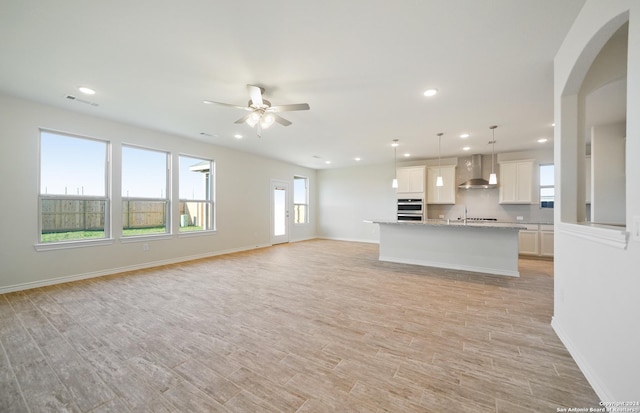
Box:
458;154;496;189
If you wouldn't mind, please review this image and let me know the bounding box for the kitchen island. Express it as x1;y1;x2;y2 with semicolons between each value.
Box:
371;220;524;276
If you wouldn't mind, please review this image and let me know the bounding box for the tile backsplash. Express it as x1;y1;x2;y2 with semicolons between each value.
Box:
427;188;554;223
426;153;554;223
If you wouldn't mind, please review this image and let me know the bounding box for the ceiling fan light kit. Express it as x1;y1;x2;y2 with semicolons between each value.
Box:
205;84;310;137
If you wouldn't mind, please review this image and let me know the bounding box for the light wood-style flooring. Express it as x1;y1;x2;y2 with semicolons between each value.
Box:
1;239;601;412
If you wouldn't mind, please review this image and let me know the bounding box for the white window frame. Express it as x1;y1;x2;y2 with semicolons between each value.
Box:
121;144;170;238
293;175;309;225
36;129;112;250
539;163;554;208
178;154;215;234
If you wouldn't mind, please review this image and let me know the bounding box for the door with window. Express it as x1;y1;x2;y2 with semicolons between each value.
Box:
271;180;289;244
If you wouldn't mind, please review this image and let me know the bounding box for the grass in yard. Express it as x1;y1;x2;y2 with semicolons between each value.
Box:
41;230;106;243
122;226;167;236
41;226;205;242
179;225;204;232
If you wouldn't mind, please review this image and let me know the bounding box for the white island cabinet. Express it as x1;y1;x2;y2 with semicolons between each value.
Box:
373;220;523;277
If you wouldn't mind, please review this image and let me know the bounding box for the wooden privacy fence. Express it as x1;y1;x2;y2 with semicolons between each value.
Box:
122;200;166;229
41;198;106;232
41;198;167;232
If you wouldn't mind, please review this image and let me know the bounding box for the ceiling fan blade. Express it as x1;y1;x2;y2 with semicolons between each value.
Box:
247;84;263;107
273;114;292;126
204;100;252;111
267;103;310;112
234;114;251;124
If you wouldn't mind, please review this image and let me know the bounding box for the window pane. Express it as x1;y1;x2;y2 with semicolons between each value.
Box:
39;131;108;243
294;176;308;224
294;204;307;224
122;200;167;236
179;155;214;232
180;156;211;200
40;199;106;242
179;201;211;231
40;131;106;196
122;146;167;198
540;164;554;186
294;177;307;204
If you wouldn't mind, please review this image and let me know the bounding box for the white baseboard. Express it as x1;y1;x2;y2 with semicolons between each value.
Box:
551;317;610;403
0;243;271;294
316;236;379;244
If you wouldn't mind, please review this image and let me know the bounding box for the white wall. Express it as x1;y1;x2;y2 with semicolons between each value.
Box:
554;0;640;402
591;122;626;224
317;162;396;242
0;94;317;292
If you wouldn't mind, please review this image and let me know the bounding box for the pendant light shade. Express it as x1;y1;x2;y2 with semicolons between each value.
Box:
489;125;498;185
436;133;444;187
392;139;399;188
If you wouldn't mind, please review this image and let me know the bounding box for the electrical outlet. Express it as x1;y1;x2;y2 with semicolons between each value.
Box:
143;243;149;251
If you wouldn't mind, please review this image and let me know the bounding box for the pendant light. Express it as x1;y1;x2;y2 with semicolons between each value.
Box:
436;133;444;187
489;125;498;185
391;139;399;188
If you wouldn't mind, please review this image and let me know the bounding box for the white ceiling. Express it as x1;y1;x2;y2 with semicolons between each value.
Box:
0;0;586;169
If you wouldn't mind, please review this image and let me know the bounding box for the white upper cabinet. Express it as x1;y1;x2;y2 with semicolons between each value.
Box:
499;160;534;204
396;166;426;194
427;165;456;204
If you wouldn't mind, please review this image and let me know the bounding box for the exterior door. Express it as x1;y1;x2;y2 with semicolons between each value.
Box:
271;180;289;244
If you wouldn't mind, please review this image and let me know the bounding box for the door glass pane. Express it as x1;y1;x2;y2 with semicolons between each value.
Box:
274;187;286;236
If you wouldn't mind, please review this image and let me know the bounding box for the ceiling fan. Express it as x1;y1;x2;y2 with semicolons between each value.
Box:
204;84;310;137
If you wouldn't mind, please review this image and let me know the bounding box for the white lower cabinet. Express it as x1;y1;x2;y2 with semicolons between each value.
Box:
518;224;554;257
540;225;554;257
518;229;539;255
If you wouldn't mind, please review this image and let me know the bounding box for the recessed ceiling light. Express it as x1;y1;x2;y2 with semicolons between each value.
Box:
537;138;548;143
78;87;95;95
462;146;471;151
423;88;438;97
234;134;243;139
354;157;361;161
325;160;331;164
391;141;399;147
551;123;555;127
460;133;470;138
403;153;411;157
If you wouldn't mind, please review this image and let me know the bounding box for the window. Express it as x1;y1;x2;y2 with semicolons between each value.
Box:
293;176;309;224
179;155;214;232
122;145;169;236
540;164;554;208
39;131;109;243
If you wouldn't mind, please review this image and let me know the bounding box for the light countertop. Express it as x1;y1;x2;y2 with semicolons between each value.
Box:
368;219;526;230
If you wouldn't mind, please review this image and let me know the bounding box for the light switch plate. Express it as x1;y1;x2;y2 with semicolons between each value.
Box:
633;216;640;241
516;216;524;221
